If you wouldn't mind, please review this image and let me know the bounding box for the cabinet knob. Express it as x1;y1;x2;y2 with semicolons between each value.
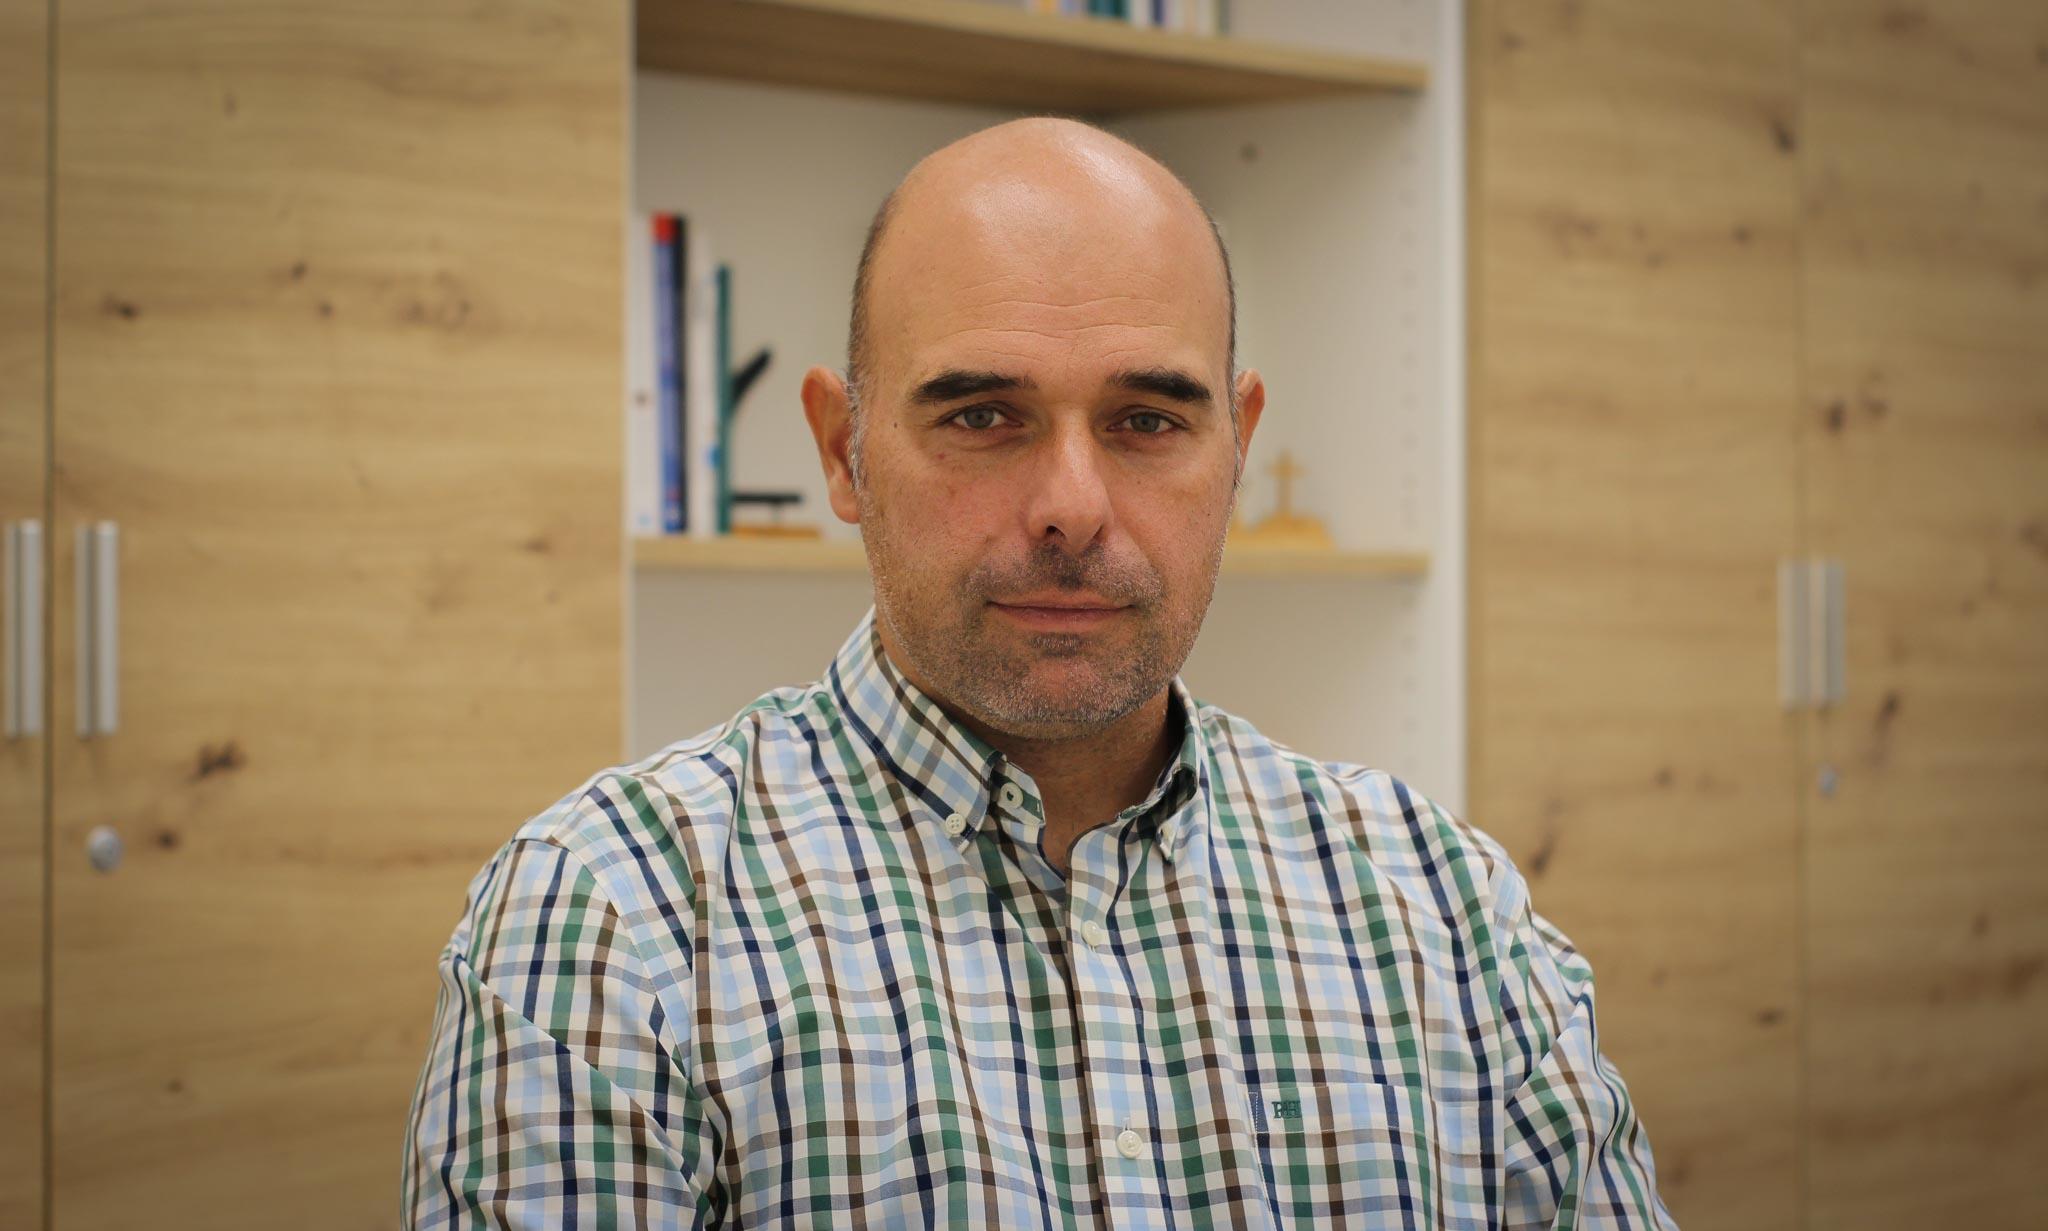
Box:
87;825;123;873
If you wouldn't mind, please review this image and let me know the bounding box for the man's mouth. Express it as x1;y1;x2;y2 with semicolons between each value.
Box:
988;595;1129;631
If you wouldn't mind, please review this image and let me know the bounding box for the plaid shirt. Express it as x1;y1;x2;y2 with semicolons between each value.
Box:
403;609;1676;1229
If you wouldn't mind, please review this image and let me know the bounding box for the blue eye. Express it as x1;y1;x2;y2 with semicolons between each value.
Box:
953;405;1003;430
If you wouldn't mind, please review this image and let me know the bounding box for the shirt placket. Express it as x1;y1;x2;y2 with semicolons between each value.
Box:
1063;817;1167;1231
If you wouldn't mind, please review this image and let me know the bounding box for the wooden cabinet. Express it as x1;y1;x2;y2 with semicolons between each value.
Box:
1470;2;2048;1229
1469;3;1807;1223
1797;3;2048;1225
2;0;51;1224
6;1;627;1224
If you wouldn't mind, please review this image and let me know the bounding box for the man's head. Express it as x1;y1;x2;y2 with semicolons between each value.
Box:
801;116;1265;742
843;137;1244;483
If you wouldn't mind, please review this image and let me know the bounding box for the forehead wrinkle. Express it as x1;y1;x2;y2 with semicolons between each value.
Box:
945;301;1183;329
924;322;1188;357
884;184;1212;313
915;271;1185;311
930;291;1193;335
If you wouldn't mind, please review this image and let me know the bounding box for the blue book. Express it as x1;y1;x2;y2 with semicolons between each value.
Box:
652;214;683;534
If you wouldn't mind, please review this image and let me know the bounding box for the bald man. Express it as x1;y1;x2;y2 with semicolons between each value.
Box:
403;118;1676;1230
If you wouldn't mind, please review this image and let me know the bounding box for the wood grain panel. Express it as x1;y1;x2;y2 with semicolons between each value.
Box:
1468;4;1803;1227
1797;3;2048;1227
47;1;624;1224
0;0;47;1223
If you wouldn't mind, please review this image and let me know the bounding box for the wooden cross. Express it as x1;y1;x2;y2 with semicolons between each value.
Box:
1267;450;1305;518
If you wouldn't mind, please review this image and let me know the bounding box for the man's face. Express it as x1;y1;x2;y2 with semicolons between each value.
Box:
810;142;1263;741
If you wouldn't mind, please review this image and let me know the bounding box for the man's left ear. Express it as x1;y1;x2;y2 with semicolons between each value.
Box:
1232;368;1266;471
800;365;862;525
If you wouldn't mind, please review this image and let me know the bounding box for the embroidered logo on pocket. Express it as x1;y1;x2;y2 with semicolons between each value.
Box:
1249;1087;1316;1132
1247;1081;1393;1138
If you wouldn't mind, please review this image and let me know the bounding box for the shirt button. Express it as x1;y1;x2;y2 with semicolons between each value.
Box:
1116;1128;1144;1159
998;782;1023;809
1080;920;1108;949
943;810;968;837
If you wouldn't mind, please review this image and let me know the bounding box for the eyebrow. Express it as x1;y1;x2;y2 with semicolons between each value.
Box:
906;365;1216;408
908;369;1036;405
1109;366;1215;408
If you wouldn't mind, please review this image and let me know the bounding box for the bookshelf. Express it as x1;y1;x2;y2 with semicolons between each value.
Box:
636;0;1429;113
627;0;1467;814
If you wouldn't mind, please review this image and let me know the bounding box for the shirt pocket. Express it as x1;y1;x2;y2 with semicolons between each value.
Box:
1248;1079;1469;1230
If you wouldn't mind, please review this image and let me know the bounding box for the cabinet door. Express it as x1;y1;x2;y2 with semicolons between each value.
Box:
1469;3;1806;1227
48;1;625;1224
1;0;49;1222
1798;3;2048;1227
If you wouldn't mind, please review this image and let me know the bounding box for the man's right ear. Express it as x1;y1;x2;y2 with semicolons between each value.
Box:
800;365;862;525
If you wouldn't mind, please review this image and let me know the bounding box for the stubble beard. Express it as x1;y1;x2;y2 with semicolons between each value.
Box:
859;490;1228;741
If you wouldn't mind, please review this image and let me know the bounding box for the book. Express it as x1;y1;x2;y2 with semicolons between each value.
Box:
628;210;731;538
652;213;684;534
625;212;659;536
685;227;720;539
671;214;693;533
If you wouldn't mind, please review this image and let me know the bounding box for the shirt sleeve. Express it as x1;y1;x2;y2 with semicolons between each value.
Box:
1491;863;1681;1231
400;836;715;1229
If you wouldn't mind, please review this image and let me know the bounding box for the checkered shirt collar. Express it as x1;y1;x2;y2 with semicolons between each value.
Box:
825;607;1209;863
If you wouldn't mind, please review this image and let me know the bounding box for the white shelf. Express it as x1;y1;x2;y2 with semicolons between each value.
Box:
636;0;1427;114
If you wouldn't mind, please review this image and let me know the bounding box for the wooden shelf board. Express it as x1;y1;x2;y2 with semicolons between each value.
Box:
636;0;1428;114
634;534;1429;579
635;534;869;574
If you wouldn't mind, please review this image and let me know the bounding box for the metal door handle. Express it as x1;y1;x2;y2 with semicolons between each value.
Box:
75;521;118;737
4;519;43;738
1779;556;1845;711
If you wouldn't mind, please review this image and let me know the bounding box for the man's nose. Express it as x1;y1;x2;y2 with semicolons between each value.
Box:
1023;421;1112;555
